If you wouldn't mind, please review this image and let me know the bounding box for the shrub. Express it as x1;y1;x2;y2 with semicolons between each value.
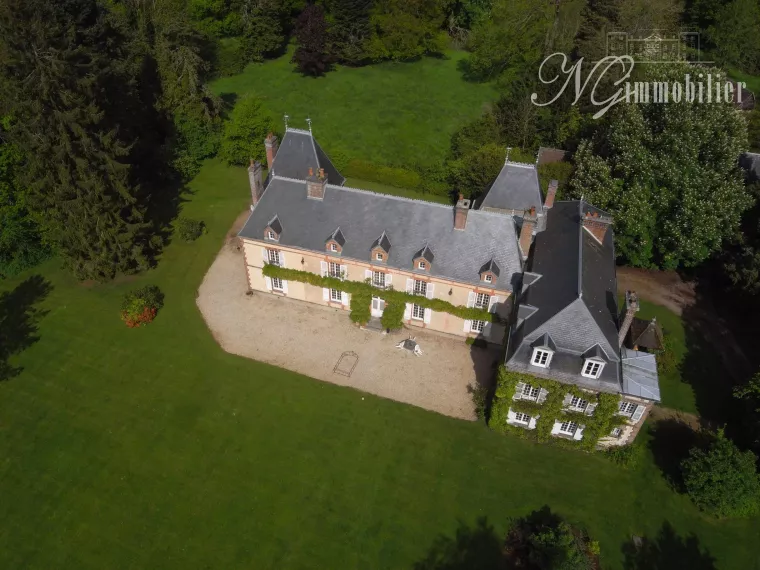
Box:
656;330;679;376
469;383;489;421
120;285;165;328
602;443;644;469
176;217;206;242
381;300;405;331
349;291;371;325
681;430;760;518
466;337;488;349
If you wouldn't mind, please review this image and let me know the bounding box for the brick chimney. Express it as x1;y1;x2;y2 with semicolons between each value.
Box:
264;132;279;170
519;206;537;258
307;167;327;200
545;179;558;209
248;159;264;206
618;290;640;347
454;194;470;230
582;211;613;243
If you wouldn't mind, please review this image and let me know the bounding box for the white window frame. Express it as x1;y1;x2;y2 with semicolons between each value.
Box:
418;260;426;270
328;261;341;278
470;320;485;333
271;277;284;291
330;243;338;252
372;271;386;288
474;293;490;310
413;280;427;296
266;230;276;240
376;252;383;261
619;401;637;416
610;427;622;437
267;249;280;266
531;348;552;368
522;384;540;401
559;420;578;436
330;288;342;302
514;412;531;424
412;303;425;321
569;396;589;412
484;274;493;283
581;359;604;379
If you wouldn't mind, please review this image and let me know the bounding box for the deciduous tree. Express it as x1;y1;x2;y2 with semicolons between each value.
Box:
292;4;331;76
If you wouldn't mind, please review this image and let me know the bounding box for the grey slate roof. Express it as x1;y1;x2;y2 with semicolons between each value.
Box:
621;347;661;401
239;177;523;291
414;245;435;264
270;128;345;185
480;161;544;212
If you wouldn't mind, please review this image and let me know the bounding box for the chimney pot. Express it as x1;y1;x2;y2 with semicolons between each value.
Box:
319;168;325;179
308;167;314;177
264;133;279;170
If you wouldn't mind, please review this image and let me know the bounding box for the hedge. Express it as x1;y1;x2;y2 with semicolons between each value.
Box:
261;264;498;329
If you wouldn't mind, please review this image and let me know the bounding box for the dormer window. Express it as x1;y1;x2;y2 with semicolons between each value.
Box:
413;244;434;272
418;261;426;270
264;214;282;241
267;230;275;240
479;259;500;285
531;348;553;368
376;252;383;261
581;359;604;378
325;227;345;254
330;243;338;252
484;274;493;283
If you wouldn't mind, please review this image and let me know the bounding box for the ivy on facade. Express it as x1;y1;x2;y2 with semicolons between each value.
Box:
490;367;623;451
261;263;498;329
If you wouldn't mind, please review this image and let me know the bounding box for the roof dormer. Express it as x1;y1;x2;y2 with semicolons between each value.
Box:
264;215;282;241
479;259;500;285
326;227;345;254
413;244;434;272
371;231;391;263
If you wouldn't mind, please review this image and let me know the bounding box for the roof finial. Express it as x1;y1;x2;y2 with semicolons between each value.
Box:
505;146;512;165
283;114;289;130
306;116;312;133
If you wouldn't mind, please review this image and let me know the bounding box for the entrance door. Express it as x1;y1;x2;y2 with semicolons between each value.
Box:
371;297;385;317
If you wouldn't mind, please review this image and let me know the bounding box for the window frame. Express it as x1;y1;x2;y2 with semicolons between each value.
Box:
372;271;386;288
470;319;485;333
330;288;342;302
474;292;490;310
484;274;493;283
418;260;426;270
412;303;425;321
271;277;284;291
581;359;604;379
558;420;578;436
619;401;638;416
330;242;338;252
375;252;383;261
413;279;427;297
569;396;589;412
522;384;540;400
267;249;280;266
328;261;342;278
531;348;552;368
610;427;622;437
266;230;276;240
514;412;531;424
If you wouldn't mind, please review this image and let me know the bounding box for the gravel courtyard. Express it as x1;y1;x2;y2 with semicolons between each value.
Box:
197;241;501;420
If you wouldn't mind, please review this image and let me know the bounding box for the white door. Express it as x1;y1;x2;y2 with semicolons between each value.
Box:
371;297;385;317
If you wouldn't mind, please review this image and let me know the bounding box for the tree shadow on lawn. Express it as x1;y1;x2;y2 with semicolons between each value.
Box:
414;517;506;570
0;275;52;381
647;418;711;493
622;521;716;570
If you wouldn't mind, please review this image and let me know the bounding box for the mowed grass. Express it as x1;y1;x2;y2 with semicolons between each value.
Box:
211;49;497;170
1;159;759;569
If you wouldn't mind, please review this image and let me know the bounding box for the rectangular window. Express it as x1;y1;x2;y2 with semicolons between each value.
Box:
418;261;426;269
412;304;425;320
372;271;386;288
474;293;490;309
522;384;540;400
611;427;622;437
514;412;531;424
376;252;383;261
267;249;280;266
559;421;578;435
271;277;283;291
484;274;493;283
330;243;338;252
267;231;275;240
330;288;342;302
414;280;427;296
582;360;603;378
619;401;638;416
569;396;589;411
470;320;485;333
328;262;341;278
532;349;551;367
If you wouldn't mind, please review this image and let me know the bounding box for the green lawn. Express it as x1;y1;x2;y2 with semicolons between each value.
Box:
343;177;451;204
211;49;497;171
729;68;760;97
1;158;759;569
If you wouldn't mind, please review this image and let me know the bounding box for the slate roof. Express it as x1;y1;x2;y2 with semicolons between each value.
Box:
628;317;664;351
414;245;435;264
266;215;282;235
480;161;544;212
239;177;523;291
740;152;760;182
479;259;501;277
270;128;345;185
621;347;661;401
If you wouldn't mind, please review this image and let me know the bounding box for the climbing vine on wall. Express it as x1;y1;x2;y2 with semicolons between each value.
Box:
490;367;623;451
261;264;499;328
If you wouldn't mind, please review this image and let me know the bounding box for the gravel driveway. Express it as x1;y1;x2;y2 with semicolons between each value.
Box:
197;242;500;420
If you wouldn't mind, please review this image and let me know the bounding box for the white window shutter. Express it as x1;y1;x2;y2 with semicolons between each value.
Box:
426;283;435;299
406;278;414;293
386;274;393;287
262;247;269;262
467;291;476;308
562;393;573;406
320;261;328;277
280;251;286;268
631;405;645;422
586;402;597;416
463;319;472;332
537;388;549;403
341;264;347;279
575;426;585;440
514;382;526;400
483;321;492;337
403;303;412;320
282;280;288;294
322;287;329;301
489;296;499;313
265;276;272;291
365;269;372;281
551;421;562;435
424;308;431;324
342;292;350;306
528;417;537;429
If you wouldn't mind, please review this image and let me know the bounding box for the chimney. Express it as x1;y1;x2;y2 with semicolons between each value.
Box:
307;167;327;200
264;133;279;170
248;159;264;206
519;206;537;258
582;211;613;243
545;179;558;209
454;194;470;230
618;290;640;347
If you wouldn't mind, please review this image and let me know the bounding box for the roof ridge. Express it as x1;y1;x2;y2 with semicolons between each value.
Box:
506;161;536;169
325;182;455;209
286;127;311;135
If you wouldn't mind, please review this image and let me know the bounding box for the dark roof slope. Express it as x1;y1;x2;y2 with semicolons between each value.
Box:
239;177;523;291
480;161;543;212
270;128;345;185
